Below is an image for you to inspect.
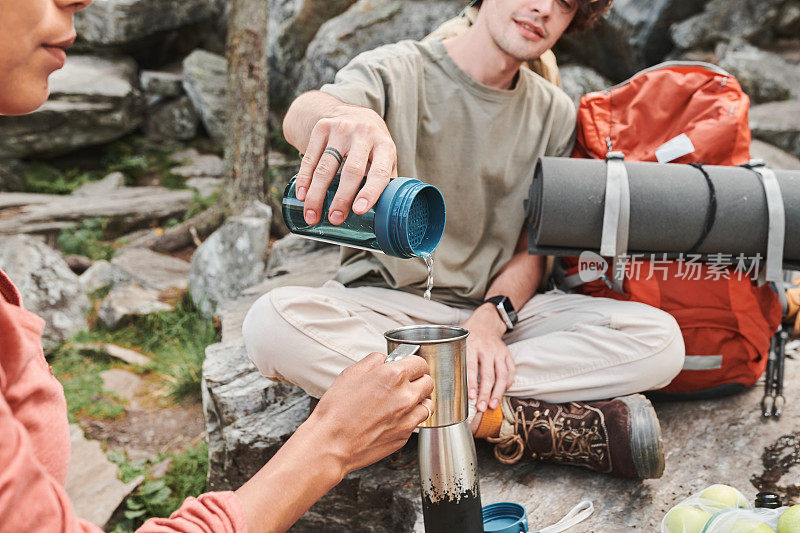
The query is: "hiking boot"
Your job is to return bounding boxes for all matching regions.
[487,393,664,479]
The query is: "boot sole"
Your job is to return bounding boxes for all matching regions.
[620,394,665,479]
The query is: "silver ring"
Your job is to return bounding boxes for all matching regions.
[421,403,432,422]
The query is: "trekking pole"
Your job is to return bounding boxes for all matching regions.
[773,326,788,419]
[762,334,777,419]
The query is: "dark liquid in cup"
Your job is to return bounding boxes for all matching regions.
[421,487,483,533]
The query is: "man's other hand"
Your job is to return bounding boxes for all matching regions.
[296,104,398,227]
[462,305,516,413]
[308,352,434,477]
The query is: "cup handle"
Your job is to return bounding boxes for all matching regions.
[385,343,420,363]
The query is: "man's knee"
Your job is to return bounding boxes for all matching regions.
[635,306,685,389]
[242,286,303,379]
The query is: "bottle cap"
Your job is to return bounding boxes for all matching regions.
[482,502,529,533]
[754,492,781,508]
[374,177,446,258]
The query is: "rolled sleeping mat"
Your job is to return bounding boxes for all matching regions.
[528,156,800,281]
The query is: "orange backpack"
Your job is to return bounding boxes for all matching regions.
[562,62,783,398]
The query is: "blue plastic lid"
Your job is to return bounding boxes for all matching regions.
[483,502,529,533]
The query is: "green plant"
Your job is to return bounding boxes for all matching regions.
[56,217,115,261]
[23,161,96,195]
[49,343,126,422]
[102,135,186,189]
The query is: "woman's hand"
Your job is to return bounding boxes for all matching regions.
[307,352,435,477]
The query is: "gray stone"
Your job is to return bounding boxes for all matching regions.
[718,44,800,103]
[266,233,337,276]
[150,458,172,480]
[79,260,131,294]
[0,235,89,347]
[186,177,223,198]
[111,248,191,292]
[183,50,227,143]
[558,65,611,108]
[64,255,94,275]
[0,56,143,159]
[98,282,173,327]
[73,172,126,197]
[671,0,788,52]
[75,342,152,366]
[778,2,800,37]
[189,206,272,317]
[0,159,26,192]
[268,0,359,106]
[750,100,800,158]
[750,139,800,171]
[145,96,200,142]
[100,368,143,400]
[170,149,226,179]
[296,0,462,95]
[140,70,185,98]
[556,0,705,82]
[65,425,143,528]
[75,0,218,46]
[0,187,195,237]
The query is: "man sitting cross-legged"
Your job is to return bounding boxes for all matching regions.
[244,0,685,479]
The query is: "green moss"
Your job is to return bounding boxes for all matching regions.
[56,217,116,261]
[23,161,97,195]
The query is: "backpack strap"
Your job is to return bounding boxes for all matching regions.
[600,151,630,292]
[744,159,785,282]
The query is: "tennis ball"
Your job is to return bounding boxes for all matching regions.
[778,505,800,533]
[663,505,712,533]
[700,484,749,509]
[729,518,775,533]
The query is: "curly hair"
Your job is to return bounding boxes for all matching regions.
[469,0,614,34]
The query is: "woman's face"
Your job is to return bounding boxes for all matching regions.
[0,0,92,115]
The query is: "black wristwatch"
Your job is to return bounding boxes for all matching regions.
[484,295,518,332]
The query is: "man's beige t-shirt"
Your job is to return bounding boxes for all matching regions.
[320,38,576,308]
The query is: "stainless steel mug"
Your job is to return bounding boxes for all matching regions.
[384,325,469,428]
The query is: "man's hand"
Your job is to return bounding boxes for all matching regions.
[462,305,516,413]
[308,352,434,477]
[295,103,398,227]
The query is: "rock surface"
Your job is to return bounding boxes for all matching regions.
[100,368,144,400]
[0,56,143,159]
[750,139,800,171]
[0,159,27,192]
[750,100,800,158]
[140,70,185,98]
[558,65,611,107]
[189,204,272,317]
[266,233,337,276]
[0,235,89,347]
[145,96,200,142]
[0,187,194,237]
[73,172,126,197]
[296,0,462,95]
[268,0,359,105]
[170,149,226,179]
[670,0,789,52]
[111,248,191,292]
[718,44,800,103]
[557,0,705,81]
[182,50,227,143]
[65,424,144,527]
[79,260,131,294]
[75,0,218,46]
[98,283,172,327]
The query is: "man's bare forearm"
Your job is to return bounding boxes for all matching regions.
[481,231,543,324]
[283,90,351,153]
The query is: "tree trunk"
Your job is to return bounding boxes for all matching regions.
[220,0,270,211]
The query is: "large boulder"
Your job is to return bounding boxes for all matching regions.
[0,56,144,159]
[718,43,800,103]
[296,0,462,95]
[145,96,200,142]
[0,159,27,192]
[189,203,272,317]
[670,0,790,52]
[74,0,218,46]
[0,235,89,347]
[750,139,800,171]
[268,0,359,106]
[555,0,706,82]
[750,100,800,159]
[182,50,227,144]
[558,65,611,108]
[111,248,191,293]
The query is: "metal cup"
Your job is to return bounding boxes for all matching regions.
[384,325,469,428]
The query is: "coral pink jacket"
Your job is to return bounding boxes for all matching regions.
[0,268,246,532]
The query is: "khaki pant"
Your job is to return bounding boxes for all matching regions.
[242,281,685,404]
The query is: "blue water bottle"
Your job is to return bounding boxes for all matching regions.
[282,175,446,258]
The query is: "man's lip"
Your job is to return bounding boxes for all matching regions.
[513,18,546,39]
[44,34,77,50]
